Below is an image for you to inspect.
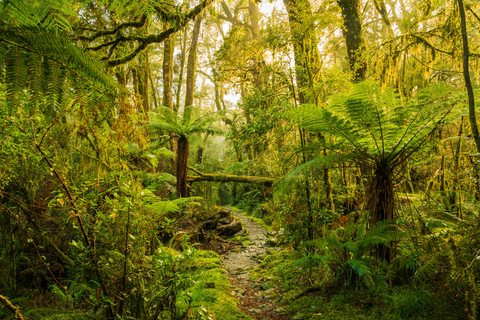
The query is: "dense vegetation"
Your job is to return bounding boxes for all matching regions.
[1,0,480,319]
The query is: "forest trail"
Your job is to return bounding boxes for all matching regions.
[221,207,290,320]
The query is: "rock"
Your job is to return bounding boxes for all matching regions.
[262,288,277,296]
[234,287,246,295]
[247,308,262,315]
[265,237,277,247]
[204,282,215,288]
[233,229,246,237]
[274,307,289,315]
[292,313,308,319]
[259,304,273,311]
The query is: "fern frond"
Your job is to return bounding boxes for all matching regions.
[0,26,116,96]
[148,201,180,215]
[282,153,356,182]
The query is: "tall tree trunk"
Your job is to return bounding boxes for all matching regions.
[139,54,150,112]
[284,0,334,214]
[337,0,367,82]
[163,34,175,110]
[149,72,159,109]
[458,0,480,154]
[163,34,176,174]
[175,29,188,113]
[283,0,322,105]
[185,16,203,109]
[248,0,264,90]
[176,135,190,197]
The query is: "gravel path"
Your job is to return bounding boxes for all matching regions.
[221,207,290,320]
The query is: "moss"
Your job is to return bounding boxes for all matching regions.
[177,251,253,319]
[230,207,274,231]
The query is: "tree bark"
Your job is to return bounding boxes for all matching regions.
[175,29,188,113]
[185,16,203,109]
[176,135,190,197]
[337,0,367,82]
[163,34,175,110]
[458,0,480,154]
[284,0,334,214]
[149,71,159,109]
[248,0,264,90]
[283,0,322,105]
[139,54,150,112]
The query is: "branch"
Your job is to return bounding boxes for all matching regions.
[0,295,25,320]
[78,15,148,41]
[107,0,214,67]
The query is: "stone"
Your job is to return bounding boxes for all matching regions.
[233,229,247,237]
[247,308,262,315]
[274,307,289,315]
[292,313,308,320]
[265,237,277,247]
[259,304,273,311]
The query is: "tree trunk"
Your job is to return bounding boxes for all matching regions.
[149,72,159,109]
[185,16,203,109]
[458,0,480,154]
[284,0,334,214]
[283,0,322,105]
[175,29,188,113]
[337,0,367,82]
[367,162,394,261]
[187,171,275,187]
[248,0,264,90]
[176,135,190,197]
[163,34,175,110]
[367,162,395,225]
[139,54,150,112]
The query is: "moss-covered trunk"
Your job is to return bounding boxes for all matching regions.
[337,0,367,82]
[176,135,190,197]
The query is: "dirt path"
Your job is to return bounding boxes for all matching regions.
[221,207,290,320]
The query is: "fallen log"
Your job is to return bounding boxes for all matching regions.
[187,167,275,187]
[216,220,242,237]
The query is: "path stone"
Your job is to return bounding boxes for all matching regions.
[221,207,289,320]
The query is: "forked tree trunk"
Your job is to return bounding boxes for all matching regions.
[176,135,190,197]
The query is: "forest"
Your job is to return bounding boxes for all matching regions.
[1,0,480,319]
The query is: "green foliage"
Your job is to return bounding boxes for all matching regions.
[1,0,76,32]
[148,106,224,146]
[388,289,434,318]
[289,81,457,166]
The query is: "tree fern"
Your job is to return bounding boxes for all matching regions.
[289,81,459,231]
[148,107,224,197]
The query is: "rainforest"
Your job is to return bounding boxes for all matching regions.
[1,0,479,319]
